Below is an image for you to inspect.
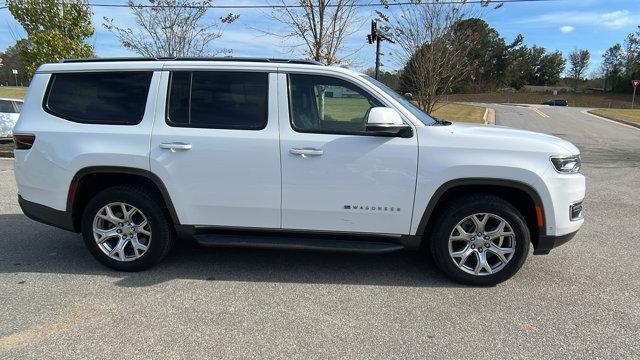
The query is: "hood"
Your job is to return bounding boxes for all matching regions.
[429,122,580,155]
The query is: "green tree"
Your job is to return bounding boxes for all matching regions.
[449,18,523,91]
[622,28,640,92]
[504,45,565,88]
[535,50,565,85]
[7,0,94,78]
[503,45,531,90]
[602,43,625,92]
[624,29,639,77]
[0,42,29,86]
[568,48,590,90]
[364,68,401,90]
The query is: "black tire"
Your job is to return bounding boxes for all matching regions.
[81,185,175,271]
[429,194,530,286]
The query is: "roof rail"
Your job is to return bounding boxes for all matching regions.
[59,57,323,65]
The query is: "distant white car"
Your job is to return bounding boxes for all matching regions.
[0,97,23,138]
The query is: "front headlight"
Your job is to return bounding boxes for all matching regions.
[551,155,581,173]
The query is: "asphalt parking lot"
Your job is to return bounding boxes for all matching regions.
[1,105,639,359]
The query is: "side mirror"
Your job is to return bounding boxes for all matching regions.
[365,107,412,138]
[404,92,413,100]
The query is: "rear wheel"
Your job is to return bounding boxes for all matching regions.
[81,185,175,271]
[429,195,530,286]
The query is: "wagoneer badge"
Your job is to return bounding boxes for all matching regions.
[344,205,401,212]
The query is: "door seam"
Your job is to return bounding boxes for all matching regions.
[276,69,284,229]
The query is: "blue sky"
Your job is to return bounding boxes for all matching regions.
[0,0,638,75]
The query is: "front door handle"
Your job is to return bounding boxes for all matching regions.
[160,142,192,151]
[290,148,323,157]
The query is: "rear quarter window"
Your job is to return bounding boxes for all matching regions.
[44,71,153,125]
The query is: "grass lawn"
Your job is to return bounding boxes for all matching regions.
[589,109,640,125]
[0,86,28,100]
[323,97,487,124]
[323,97,371,121]
[430,103,486,123]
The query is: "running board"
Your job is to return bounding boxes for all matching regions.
[193,233,405,253]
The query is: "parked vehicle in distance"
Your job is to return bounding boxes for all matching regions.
[0,98,23,138]
[12,58,585,285]
[542,99,568,106]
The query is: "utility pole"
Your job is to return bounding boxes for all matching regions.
[375,35,381,80]
[367,20,394,80]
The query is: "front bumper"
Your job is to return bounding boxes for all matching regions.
[534,170,584,254]
[543,173,585,236]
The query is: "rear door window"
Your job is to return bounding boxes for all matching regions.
[45,71,153,125]
[166,71,269,130]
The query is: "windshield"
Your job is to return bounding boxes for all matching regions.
[361,75,437,126]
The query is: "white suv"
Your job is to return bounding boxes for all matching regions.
[13,58,585,285]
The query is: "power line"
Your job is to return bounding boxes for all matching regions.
[0,0,558,11]
[88,0,555,8]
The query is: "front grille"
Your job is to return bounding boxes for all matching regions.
[570,201,583,221]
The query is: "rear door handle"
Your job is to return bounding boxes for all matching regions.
[290,148,323,157]
[160,142,192,151]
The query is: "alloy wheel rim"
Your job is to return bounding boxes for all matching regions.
[92,202,152,262]
[448,213,516,276]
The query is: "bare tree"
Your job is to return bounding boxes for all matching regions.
[103,0,239,57]
[264,0,360,65]
[568,48,590,90]
[382,1,486,113]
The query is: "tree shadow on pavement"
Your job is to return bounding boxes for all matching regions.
[0,213,462,288]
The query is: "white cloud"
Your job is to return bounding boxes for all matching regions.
[560,26,575,33]
[601,10,635,29]
[530,9,640,30]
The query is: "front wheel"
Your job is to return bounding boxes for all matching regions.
[81,185,175,271]
[429,195,530,286]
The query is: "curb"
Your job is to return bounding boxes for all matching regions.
[483,107,496,125]
[586,110,640,130]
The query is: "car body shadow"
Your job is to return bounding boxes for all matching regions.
[0,213,463,288]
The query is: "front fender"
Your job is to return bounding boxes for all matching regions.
[411,167,555,237]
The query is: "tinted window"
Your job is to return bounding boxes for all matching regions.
[288,74,382,134]
[13,101,23,112]
[0,100,16,113]
[167,71,268,130]
[45,72,153,124]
